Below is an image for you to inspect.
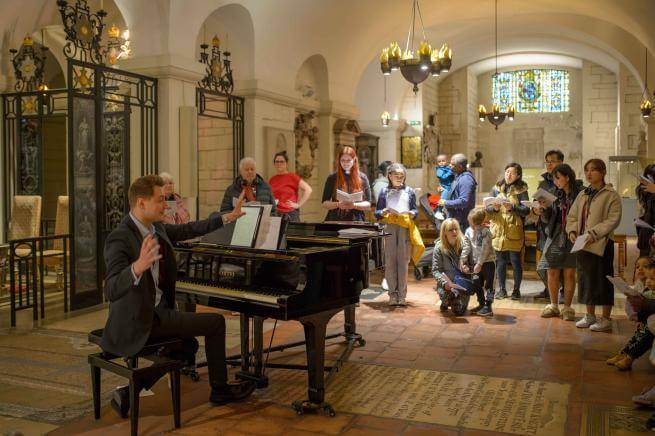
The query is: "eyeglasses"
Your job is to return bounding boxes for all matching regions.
[545,160,561,165]
[274,160,286,164]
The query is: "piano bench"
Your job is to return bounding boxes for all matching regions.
[87,329,187,436]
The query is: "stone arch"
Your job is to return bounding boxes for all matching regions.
[294,54,330,106]
[195,3,255,83]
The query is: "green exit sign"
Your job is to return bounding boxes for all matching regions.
[408,120,422,126]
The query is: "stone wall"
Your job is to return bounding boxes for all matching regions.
[619,64,646,156]
[437,69,468,156]
[582,61,618,186]
[197,116,234,219]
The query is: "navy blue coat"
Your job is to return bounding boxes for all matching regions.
[443,170,477,228]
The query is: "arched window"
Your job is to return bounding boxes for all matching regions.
[492,69,570,112]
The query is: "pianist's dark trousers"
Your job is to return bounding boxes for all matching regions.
[146,306,228,388]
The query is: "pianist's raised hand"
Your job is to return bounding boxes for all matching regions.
[132,233,162,278]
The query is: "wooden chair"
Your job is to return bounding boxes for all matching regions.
[3,196,42,285]
[87,329,185,436]
[9,195,42,245]
[42,196,69,289]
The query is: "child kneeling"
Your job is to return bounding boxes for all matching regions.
[460,208,496,317]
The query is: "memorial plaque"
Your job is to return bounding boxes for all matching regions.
[257,362,569,435]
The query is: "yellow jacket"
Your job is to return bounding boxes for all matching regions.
[486,181,531,252]
[381,213,425,265]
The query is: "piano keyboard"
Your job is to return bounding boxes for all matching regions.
[176,278,288,305]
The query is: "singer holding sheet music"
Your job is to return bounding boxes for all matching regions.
[566,158,622,332]
[321,146,371,222]
[533,164,582,321]
[375,163,421,306]
[485,163,530,301]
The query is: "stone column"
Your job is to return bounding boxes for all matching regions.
[118,55,204,215]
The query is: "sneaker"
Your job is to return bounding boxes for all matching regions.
[495,289,508,300]
[541,304,560,318]
[439,302,448,312]
[606,352,627,366]
[576,314,597,328]
[210,380,256,406]
[388,297,398,306]
[560,306,576,321]
[397,298,407,306]
[477,305,493,317]
[511,289,521,301]
[589,317,612,332]
[470,304,484,313]
[614,355,633,371]
[633,385,655,407]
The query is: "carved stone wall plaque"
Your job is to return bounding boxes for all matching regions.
[294,112,319,179]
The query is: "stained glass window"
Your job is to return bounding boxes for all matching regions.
[492,69,569,112]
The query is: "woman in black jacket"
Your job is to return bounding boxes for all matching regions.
[636,164,655,256]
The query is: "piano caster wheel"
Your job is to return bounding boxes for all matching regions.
[292,400,304,415]
[181,368,200,382]
[291,400,336,417]
[324,405,336,417]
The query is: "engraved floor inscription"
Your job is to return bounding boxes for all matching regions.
[257,362,570,435]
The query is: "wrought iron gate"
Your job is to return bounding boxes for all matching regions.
[67,58,157,309]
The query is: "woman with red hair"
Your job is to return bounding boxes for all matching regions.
[321,146,371,221]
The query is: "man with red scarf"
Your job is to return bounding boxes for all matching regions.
[220,157,276,213]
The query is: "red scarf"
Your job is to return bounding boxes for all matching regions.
[242,180,257,202]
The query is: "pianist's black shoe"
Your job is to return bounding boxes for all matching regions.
[111,386,130,419]
[210,380,256,406]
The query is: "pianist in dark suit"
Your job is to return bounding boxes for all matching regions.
[101,174,255,417]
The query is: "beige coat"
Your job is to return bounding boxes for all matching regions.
[565,185,622,257]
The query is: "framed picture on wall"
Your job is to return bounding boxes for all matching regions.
[401,136,422,169]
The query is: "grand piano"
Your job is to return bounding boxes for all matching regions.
[175,221,385,415]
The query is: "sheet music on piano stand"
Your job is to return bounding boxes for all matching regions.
[201,205,286,250]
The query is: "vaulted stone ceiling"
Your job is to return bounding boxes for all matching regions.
[1,0,653,107]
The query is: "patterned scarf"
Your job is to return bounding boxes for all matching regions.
[242,179,257,202]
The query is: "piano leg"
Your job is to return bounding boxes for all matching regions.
[236,314,269,388]
[239,313,250,374]
[343,304,366,346]
[292,309,340,417]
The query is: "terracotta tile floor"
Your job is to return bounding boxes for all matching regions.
[46,272,655,436]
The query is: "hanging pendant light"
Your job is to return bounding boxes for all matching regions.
[379,0,452,94]
[641,48,653,119]
[478,0,514,129]
[381,75,391,127]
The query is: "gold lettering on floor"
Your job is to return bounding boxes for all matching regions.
[258,362,569,435]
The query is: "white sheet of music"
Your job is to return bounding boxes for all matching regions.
[386,189,410,215]
[255,216,282,250]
